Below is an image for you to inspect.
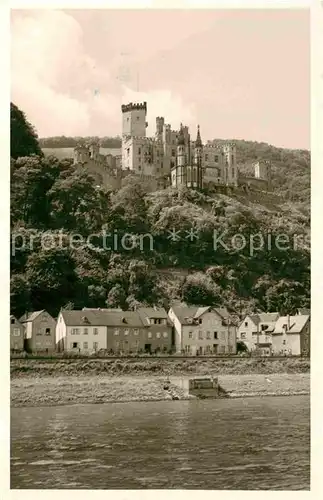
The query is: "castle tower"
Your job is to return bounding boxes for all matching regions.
[223,143,238,186]
[89,141,100,161]
[171,123,186,187]
[194,124,203,189]
[254,160,272,190]
[155,116,165,141]
[121,102,147,137]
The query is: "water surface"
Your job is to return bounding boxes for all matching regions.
[11,395,310,490]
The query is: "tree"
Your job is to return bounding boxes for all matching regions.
[10,103,43,159]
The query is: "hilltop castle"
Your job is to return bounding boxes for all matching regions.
[73,101,271,192]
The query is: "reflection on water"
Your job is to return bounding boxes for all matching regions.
[11,396,310,490]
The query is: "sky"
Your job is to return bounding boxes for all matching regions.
[11,8,310,149]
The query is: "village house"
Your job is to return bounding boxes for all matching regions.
[10,315,24,352]
[137,307,173,353]
[56,309,109,353]
[237,312,279,355]
[19,310,56,353]
[168,306,236,355]
[271,314,310,356]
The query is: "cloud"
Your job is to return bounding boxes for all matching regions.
[11,9,110,137]
[11,9,197,138]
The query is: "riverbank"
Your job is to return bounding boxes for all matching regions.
[10,373,310,408]
[10,356,310,377]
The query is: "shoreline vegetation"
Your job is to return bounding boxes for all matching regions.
[11,358,310,408]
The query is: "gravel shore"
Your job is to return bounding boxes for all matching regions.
[10,373,310,408]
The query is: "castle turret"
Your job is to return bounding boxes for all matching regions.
[177,123,185,165]
[223,143,238,187]
[121,101,147,137]
[194,125,203,189]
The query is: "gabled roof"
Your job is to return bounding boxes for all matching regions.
[19,310,45,323]
[170,306,231,325]
[273,315,309,335]
[137,307,171,326]
[240,312,279,328]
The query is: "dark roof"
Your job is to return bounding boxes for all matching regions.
[137,307,172,326]
[60,309,144,327]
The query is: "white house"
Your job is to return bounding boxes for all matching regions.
[271,314,310,356]
[168,306,236,355]
[237,312,279,355]
[56,309,109,353]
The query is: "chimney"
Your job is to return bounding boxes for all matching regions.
[287,315,290,331]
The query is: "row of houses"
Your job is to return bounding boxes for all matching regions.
[10,306,310,356]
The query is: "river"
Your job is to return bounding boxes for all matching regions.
[11,395,310,490]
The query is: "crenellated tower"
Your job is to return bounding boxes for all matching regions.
[121,101,147,138]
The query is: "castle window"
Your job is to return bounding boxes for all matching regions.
[214,155,219,162]
[171,149,176,156]
[232,167,235,177]
[127,117,129,122]
[127,148,130,157]
[231,155,234,163]
[138,147,141,155]
[205,154,208,161]
[161,161,163,168]
[137,116,140,121]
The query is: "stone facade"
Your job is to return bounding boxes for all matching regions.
[73,100,271,193]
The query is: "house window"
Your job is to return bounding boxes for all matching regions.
[45,328,51,336]
[214,332,218,339]
[172,149,176,156]
[133,340,139,350]
[119,341,124,351]
[199,319,202,324]
[219,345,225,353]
[134,329,139,336]
[206,331,211,339]
[72,342,78,349]
[205,154,208,161]
[124,329,129,336]
[261,325,267,331]
[198,331,203,340]
[127,148,130,157]
[163,332,168,338]
[185,345,191,354]
[188,331,193,339]
[156,332,161,338]
[83,328,88,335]
[36,329,42,336]
[93,342,99,350]
[83,342,88,349]
[71,328,79,335]
[114,329,119,336]
[228,345,233,353]
[94,328,98,335]
[115,340,120,350]
[138,147,141,154]
[214,155,219,162]
[13,328,20,336]
[283,340,286,345]
[241,332,246,339]
[11,318,15,324]
[148,332,152,339]
[205,345,211,354]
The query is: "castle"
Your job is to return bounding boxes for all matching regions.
[73,101,271,192]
